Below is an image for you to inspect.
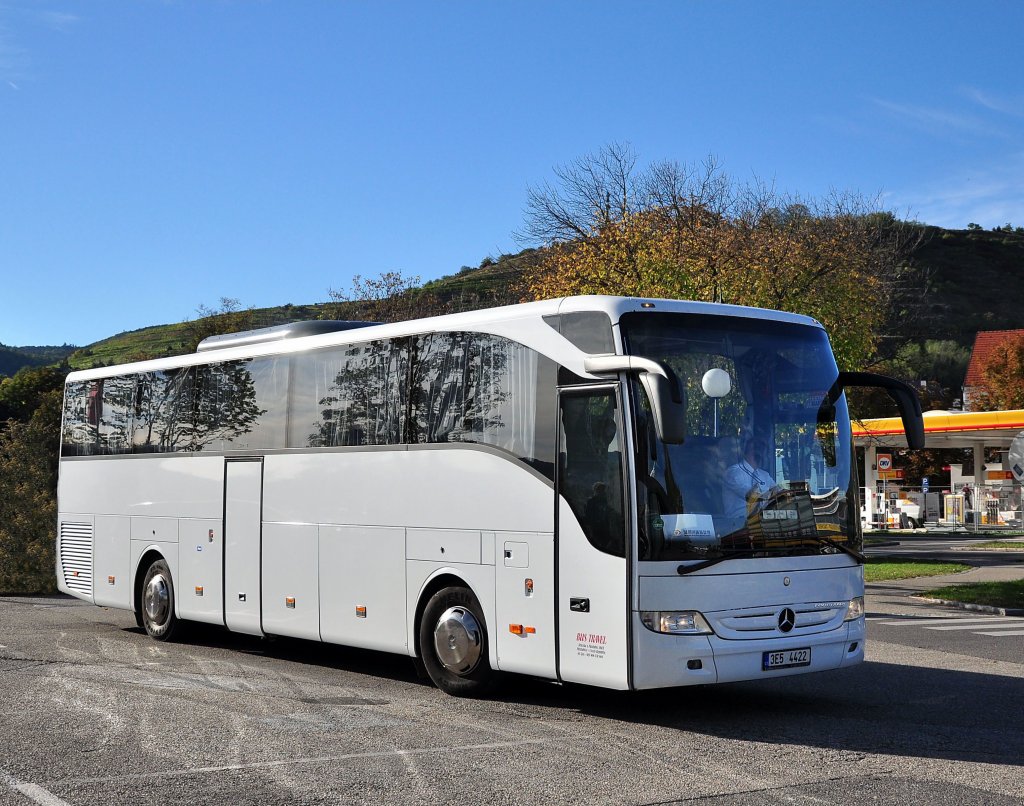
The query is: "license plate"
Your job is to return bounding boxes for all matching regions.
[762,647,811,670]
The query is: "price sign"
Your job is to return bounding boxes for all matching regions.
[877,454,892,472]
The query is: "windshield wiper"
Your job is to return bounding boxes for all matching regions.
[809,535,865,563]
[675,535,864,575]
[676,551,755,575]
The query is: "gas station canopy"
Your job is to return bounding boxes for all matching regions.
[853,409,1024,528]
[852,409,1024,450]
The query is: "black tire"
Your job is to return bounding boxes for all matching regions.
[419,586,493,697]
[140,559,180,641]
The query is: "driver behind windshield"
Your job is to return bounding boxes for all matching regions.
[723,438,781,530]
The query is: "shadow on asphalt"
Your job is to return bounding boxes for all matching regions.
[123,621,430,688]
[129,619,1024,769]
[502,663,1024,768]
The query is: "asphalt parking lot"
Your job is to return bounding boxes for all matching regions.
[1,588,1022,806]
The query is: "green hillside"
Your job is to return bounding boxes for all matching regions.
[8,228,1024,374]
[0,344,76,376]
[911,226,1024,343]
[61,249,543,370]
[65,304,329,370]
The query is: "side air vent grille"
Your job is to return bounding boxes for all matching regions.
[59,521,93,596]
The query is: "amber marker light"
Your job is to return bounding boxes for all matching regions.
[509,624,524,635]
[285,597,296,609]
[355,606,367,618]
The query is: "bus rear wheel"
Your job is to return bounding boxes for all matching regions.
[141,559,180,641]
[419,586,493,697]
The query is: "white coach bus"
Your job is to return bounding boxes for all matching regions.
[56,296,923,695]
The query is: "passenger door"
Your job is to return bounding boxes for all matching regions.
[556,387,630,689]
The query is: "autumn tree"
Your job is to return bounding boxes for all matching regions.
[520,145,924,370]
[181,297,257,353]
[325,270,451,323]
[975,333,1024,410]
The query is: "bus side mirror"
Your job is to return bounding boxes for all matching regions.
[830,371,925,450]
[583,354,686,444]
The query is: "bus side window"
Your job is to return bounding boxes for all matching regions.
[558,391,625,558]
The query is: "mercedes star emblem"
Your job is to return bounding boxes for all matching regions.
[778,608,796,633]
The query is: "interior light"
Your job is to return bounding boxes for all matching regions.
[701,368,731,399]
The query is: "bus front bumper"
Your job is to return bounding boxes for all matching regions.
[631,613,865,689]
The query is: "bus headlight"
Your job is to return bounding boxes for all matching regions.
[843,596,865,621]
[640,611,713,635]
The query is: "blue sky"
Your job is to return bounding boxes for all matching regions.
[2,1,1022,347]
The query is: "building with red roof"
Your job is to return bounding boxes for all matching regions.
[963,329,1024,411]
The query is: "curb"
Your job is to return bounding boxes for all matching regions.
[909,595,1024,617]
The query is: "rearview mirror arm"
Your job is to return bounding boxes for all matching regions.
[830,371,925,450]
[583,354,686,444]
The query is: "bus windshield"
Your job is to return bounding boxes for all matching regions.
[621,312,859,563]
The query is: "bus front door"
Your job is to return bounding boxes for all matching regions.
[223,458,264,636]
[556,387,630,689]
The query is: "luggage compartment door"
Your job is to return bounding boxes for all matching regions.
[224,458,264,636]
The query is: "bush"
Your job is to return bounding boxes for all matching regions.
[0,389,61,593]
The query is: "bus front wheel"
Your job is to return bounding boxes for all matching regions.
[419,586,493,697]
[140,559,180,641]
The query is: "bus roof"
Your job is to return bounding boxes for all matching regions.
[65,295,823,383]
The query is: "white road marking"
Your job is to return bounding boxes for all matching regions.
[1,770,75,806]
[926,621,1024,631]
[873,615,1024,637]
[58,737,559,785]
[877,617,1023,626]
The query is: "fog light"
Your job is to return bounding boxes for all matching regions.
[640,611,713,635]
[843,596,865,622]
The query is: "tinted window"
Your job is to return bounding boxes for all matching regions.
[61,331,557,477]
[558,391,626,557]
[192,358,282,451]
[291,339,408,447]
[130,368,195,453]
[410,332,555,477]
[62,381,98,456]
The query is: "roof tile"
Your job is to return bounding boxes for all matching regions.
[964,329,1024,386]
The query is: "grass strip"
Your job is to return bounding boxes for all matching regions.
[967,541,1024,550]
[864,557,970,583]
[918,580,1024,610]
